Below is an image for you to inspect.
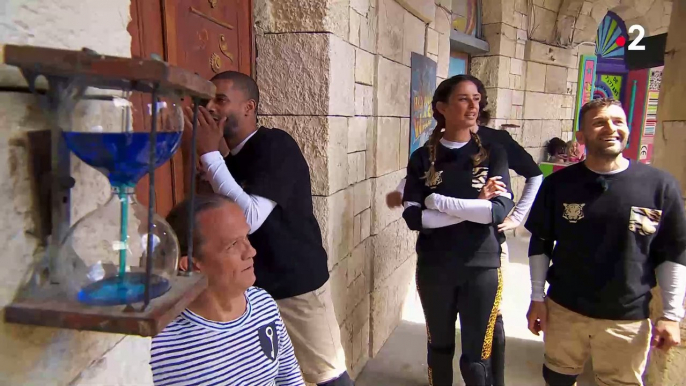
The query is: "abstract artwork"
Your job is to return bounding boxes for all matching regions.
[452,0,479,36]
[409,53,438,158]
[595,11,628,59]
[573,55,597,132]
[594,74,623,100]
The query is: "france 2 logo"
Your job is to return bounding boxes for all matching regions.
[627,25,646,51]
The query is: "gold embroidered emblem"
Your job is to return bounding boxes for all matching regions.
[421,170,443,189]
[563,203,585,223]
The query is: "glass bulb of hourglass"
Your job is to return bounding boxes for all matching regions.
[56,88,183,306]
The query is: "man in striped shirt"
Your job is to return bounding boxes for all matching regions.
[151,195,304,386]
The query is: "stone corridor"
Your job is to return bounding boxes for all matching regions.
[356,235,598,386]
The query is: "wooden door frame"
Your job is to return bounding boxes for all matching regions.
[128,0,174,215]
[128,0,256,211]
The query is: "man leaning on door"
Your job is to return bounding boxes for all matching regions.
[186,70,354,386]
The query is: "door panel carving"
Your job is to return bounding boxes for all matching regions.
[164,0,251,80]
[162,0,253,198]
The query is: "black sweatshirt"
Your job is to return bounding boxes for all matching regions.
[525,161,686,320]
[476,126,542,179]
[225,127,329,300]
[402,140,515,270]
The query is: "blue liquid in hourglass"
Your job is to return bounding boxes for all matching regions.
[62,131,182,187]
[77,272,171,306]
[63,132,181,306]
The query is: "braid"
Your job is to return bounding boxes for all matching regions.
[425,112,446,186]
[470,130,489,166]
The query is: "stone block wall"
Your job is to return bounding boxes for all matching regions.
[471,0,577,204]
[255,0,450,377]
[647,1,686,383]
[522,0,672,48]
[256,1,362,376]
[0,1,155,385]
[472,0,672,207]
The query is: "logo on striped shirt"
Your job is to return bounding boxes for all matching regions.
[258,322,279,361]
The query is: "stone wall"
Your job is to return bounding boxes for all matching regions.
[255,0,453,378]
[523,0,673,48]
[647,0,686,383]
[0,1,154,385]
[470,0,575,212]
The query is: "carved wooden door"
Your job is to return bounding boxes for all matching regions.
[163,0,254,198]
[164,0,253,79]
[128,0,254,215]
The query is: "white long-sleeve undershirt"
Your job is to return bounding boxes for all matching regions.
[529,254,686,321]
[404,201,467,229]
[509,175,543,223]
[422,209,465,228]
[397,177,522,223]
[425,194,494,224]
[656,262,686,321]
[200,150,276,235]
[529,254,550,302]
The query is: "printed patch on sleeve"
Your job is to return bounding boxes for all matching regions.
[472,166,489,190]
[628,206,662,236]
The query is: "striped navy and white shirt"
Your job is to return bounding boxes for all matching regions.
[150,287,304,386]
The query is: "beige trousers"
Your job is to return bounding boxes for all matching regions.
[544,298,652,386]
[275,281,347,384]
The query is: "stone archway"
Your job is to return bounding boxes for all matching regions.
[566,0,672,45]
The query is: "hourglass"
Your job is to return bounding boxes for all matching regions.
[3,44,214,336]
[56,90,183,306]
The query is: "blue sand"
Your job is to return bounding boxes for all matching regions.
[63,132,182,187]
[77,272,171,306]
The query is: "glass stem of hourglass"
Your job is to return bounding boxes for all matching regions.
[118,188,129,278]
[118,91,133,279]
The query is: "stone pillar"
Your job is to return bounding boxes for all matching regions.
[472,0,582,235]
[367,0,444,359]
[254,0,364,377]
[256,0,438,373]
[646,0,686,383]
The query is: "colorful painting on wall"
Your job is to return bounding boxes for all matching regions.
[573,55,597,132]
[595,12,628,59]
[643,68,662,137]
[639,67,662,164]
[593,11,629,106]
[539,162,569,177]
[409,53,438,158]
[451,0,478,36]
[594,74,623,100]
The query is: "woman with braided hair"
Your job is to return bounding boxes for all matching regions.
[402,75,515,386]
[390,76,543,386]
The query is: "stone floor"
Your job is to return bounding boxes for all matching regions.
[356,234,597,386]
